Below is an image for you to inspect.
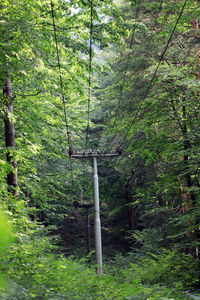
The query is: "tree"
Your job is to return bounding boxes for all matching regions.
[95,0,200,254]
[3,77,18,196]
[0,0,125,250]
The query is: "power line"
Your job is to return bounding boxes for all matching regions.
[40,6,60,17]
[50,0,74,184]
[85,2,93,151]
[119,0,188,148]
[106,1,141,150]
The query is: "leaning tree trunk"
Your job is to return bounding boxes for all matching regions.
[177,16,200,257]
[125,180,137,231]
[3,76,18,196]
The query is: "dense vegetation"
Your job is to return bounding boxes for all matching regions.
[0,0,200,299]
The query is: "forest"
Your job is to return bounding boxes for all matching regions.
[0,0,200,299]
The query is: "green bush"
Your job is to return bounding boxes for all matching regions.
[122,249,199,290]
[0,199,192,299]
[0,207,12,291]
[0,234,188,299]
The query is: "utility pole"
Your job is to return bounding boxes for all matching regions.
[71,152,120,275]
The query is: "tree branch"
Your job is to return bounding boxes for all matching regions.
[14,91,41,97]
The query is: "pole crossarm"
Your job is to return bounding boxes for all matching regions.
[71,152,120,159]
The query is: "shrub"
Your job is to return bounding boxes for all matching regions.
[124,249,199,290]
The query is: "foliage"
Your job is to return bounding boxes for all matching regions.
[0,0,200,298]
[0,228,189,299]
[96,0,200,258]
[0,207,12,291]
[128,250,199,290]
[0,196,189,299]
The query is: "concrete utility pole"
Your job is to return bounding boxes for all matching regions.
[71,152,120,275]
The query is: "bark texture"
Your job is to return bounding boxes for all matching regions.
[3,77,18,196]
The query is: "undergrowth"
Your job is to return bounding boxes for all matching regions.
[0,198,199,299]
[0,235,197,299]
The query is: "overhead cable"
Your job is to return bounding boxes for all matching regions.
[106,0,141,149]
[120,0,188,148]
[50,0,74,184]
[85,2,93,151]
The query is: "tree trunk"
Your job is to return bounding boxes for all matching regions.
[179,17,200,258]
[181,102,198,257]
[182,104,196,205]
[125,181,137,231]
[191,18,200,81]
[3,77,18,196]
